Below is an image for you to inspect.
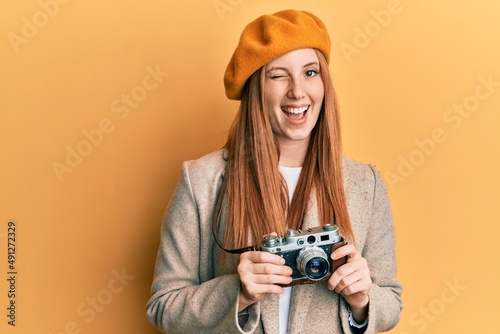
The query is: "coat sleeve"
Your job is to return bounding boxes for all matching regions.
[340,164,403,333]
[146,161,261,334]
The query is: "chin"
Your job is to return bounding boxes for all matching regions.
[283,133,312,142]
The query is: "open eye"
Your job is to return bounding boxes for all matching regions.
[305,69,319,77]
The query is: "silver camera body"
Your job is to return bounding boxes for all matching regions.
[260,224,346,286]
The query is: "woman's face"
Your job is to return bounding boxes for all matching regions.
[263,48,324,148]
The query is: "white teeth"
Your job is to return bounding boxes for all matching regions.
[282,106,308,114]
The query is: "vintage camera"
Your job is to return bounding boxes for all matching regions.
[260,224,347,287]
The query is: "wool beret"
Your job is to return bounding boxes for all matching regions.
[223,9,331,100]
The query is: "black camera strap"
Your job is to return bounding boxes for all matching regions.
[212,170,258,254]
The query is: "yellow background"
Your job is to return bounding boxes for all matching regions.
[1,0,499,333]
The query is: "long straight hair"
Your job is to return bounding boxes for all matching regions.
[223,49,355,252]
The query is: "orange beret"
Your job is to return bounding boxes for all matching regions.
[224,9,331,100]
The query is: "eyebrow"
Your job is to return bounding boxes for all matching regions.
[266,61,320,72]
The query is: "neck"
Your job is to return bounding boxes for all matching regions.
[278,138,310,167]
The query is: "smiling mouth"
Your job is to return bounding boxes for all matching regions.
[281,105,309,120]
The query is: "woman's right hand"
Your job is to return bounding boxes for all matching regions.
[237,251,293,312]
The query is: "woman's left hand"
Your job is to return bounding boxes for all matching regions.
[328,244,371,322]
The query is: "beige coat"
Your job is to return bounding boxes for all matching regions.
[146,149,402,333]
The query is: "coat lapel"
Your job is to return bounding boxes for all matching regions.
[260,293,280,334]
[286,284,316,334]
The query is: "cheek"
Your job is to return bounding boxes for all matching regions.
[313,83,325,103]
[263,97,279,132]
[264,90,283,117]
[264,84,283,104]
[267,108,281,133]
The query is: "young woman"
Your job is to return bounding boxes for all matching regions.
[147,9,402,334]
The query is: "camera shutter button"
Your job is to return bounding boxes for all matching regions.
[263,234,277,247]
[323,224,337,231]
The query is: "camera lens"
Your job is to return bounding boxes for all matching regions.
[296,247,330,280]
[306,259,329,279]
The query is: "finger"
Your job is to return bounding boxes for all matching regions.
[239,269,292,296]
[240,259,291,277]
[327,258,369,290]
[238,262,292,286]
[328,263,355,290]
[251,262,293,277]
[333,269,363,293]
[242,251,287,266]
[333,268,370,294]
[242,281,286,298]
[331,244,358,262]
[248,272,293,286]
[337,277,371,297]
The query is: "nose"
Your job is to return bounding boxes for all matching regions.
[287,78,306,99]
